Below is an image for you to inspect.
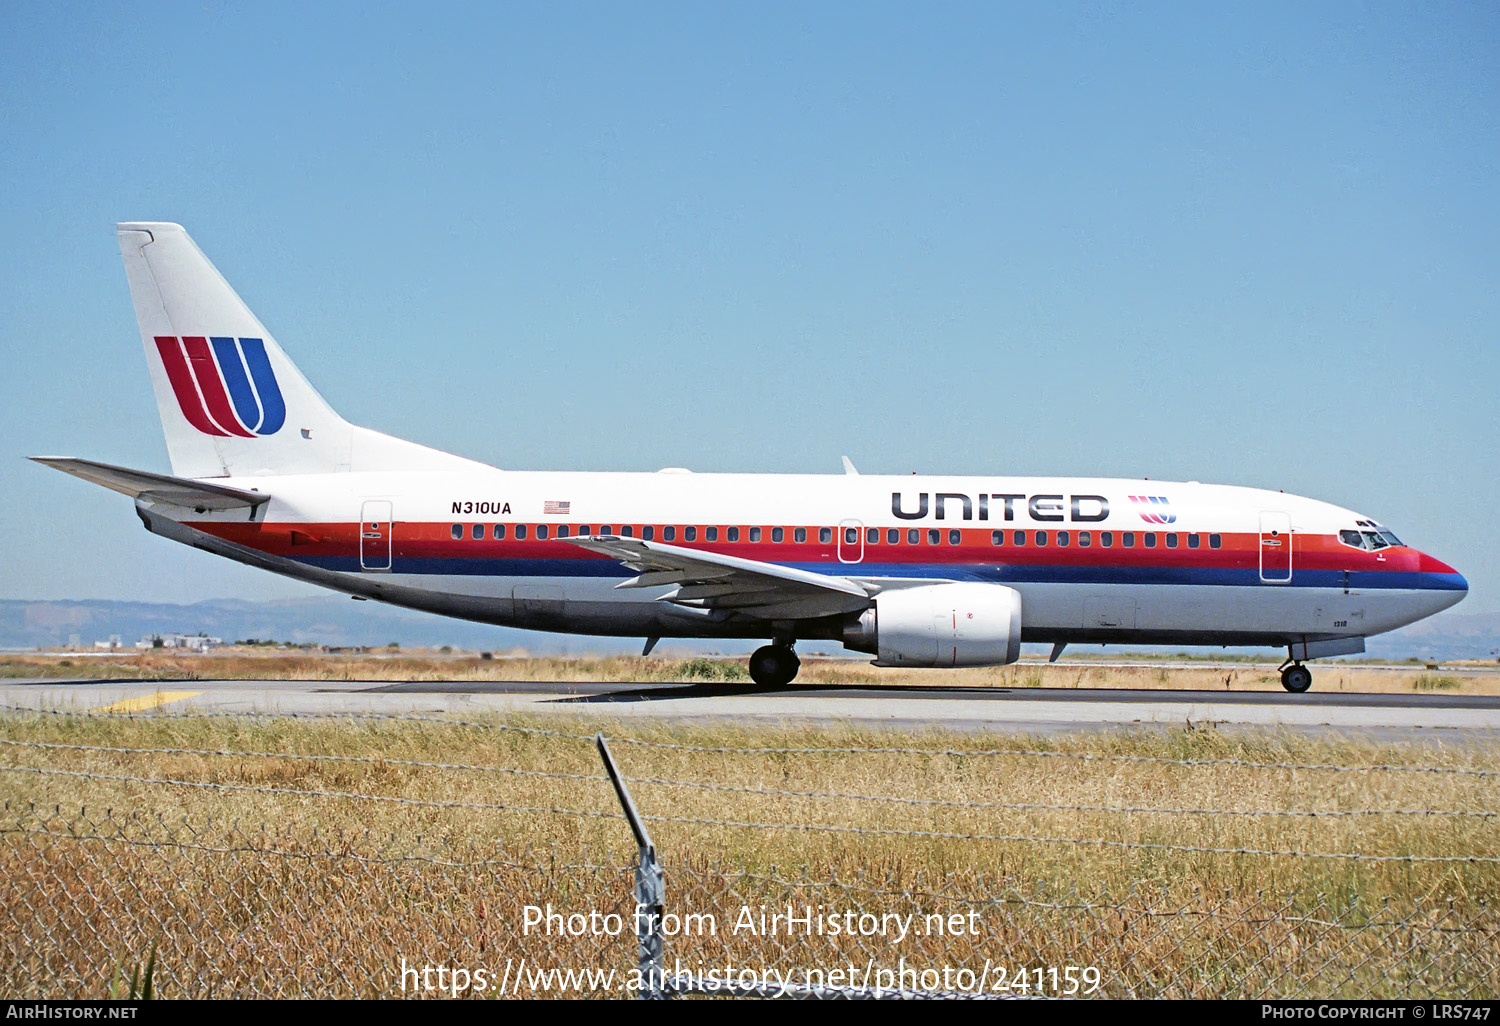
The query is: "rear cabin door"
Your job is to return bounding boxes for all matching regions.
[1259,511,1292,583]
[360,500,393,571]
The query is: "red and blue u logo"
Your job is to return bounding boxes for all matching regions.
[1130,495,1176,525]
[155,336,285,437]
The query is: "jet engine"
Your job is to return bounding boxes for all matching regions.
[841,583,1023,667]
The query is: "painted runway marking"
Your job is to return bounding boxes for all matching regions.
[93,691,202,714]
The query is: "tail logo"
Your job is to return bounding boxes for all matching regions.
[1130,495,1176,525]
[154,336,286,437]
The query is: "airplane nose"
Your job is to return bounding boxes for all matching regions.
[1418,550,1466,583]
[1416,550,1467,610]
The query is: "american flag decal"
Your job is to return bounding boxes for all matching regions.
[543,500,571,516]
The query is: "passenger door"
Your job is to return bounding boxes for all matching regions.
[1259,511,1292,583]
[359,500,392,571]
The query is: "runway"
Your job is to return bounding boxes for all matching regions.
[3,676,1499,740]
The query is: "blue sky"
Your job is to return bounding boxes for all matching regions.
[1,2,1496,612]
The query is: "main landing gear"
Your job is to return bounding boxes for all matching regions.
[1279,662,1313,693]
[748,644,801,687]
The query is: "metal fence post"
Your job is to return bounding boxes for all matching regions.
[596,733,668,1000]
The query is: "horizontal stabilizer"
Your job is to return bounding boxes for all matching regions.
[31,457,270,511]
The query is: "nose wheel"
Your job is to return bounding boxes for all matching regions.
[749,644,801,687]
[1280,663,1313,693]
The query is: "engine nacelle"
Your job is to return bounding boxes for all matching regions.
[842,583,1023,667]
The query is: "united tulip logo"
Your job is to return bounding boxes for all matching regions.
[1130,495,1176,525]
[155,336,285,437]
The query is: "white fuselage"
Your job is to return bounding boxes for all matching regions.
[140,468,1468,651]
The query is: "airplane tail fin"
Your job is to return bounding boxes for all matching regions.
[117,222,477,479]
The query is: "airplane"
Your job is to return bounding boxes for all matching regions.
[33,222,1468,692]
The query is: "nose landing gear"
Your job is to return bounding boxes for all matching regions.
[748,644,801,687]
[1279,661,1313,693]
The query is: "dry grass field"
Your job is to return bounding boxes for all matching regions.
[4,649,1499,695]
[1,703,1496,998]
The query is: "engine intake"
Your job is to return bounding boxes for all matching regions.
[842,583,1023,667]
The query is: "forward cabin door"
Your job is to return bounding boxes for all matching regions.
[360,500,393,571]
[1259,511,1292,583]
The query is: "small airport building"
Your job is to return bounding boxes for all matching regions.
[132,633,223,652]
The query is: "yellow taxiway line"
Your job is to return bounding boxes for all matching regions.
[93,690,202,714]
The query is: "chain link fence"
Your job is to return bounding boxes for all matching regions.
[1,705,1496,998]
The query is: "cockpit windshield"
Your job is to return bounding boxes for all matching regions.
[1339,520,1404,551]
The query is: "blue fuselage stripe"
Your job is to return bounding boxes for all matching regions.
[287,555,1466,591]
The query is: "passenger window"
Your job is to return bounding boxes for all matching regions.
[1079,531,1091,547]
[1013,531,1025,546]
[992,530,1004,546]
[578,525,590,535]
[621,525,634,538]
[684,526,696,542]
[772,527,784,543]
[642,526,655,541]
[536,525,549,540]
[1144,534,1156,548]
[927,529,940,545]
[471,524,484,540]
[493,524,505,540]
[516,524,527,540]
[1101,532,1112,547]
[948,529,960,545]
[908,529,920,545]
[867,528,879,544]
[728,527,740,542]
[1036,532,1048,546]
[819,527,832,544]
[887,529,899,544]
[1209,534,1221,548]
[1187,533,1199,548]
[749,527,761,542]
[662,526,674,542]
[1123,532,1135,548]
[1166,534,1177,548]
[599,525,612,536]
[705,527,718,541]
[451,524,462,540]
[557,526,569,538]
[1057,531,1069,547]
[848,528,861,544]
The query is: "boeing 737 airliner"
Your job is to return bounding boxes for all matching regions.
[35,223,1468,691]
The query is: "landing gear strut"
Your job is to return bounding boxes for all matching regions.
[1280,662,1313,693]
[749,644,800,687]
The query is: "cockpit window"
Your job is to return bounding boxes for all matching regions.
[1342,523,1404,550]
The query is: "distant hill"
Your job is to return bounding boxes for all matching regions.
[1362,611,1500,662]
[0,597,635,654]
[2,598,1494,663]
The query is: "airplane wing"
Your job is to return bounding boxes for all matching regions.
[31,457,270,512]
[563,536,873,620]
